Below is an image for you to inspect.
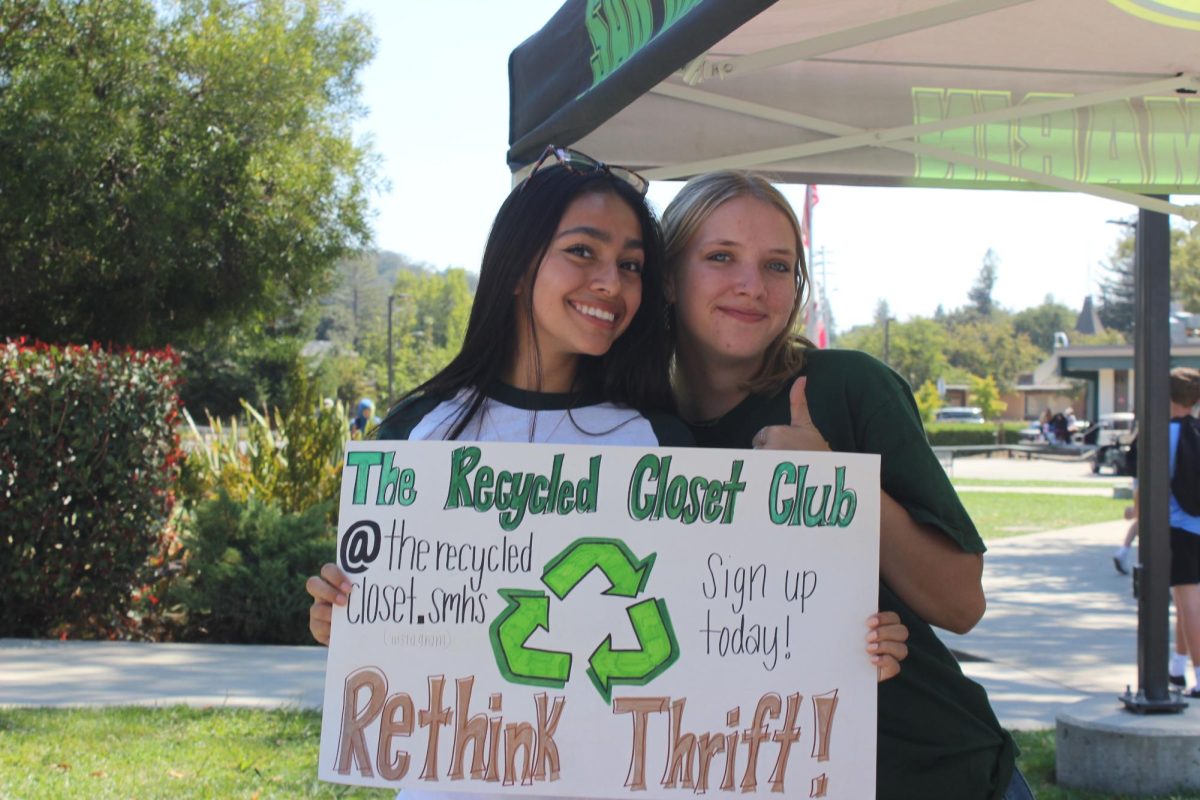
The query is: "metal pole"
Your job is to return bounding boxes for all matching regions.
[882,317,891,367]
[1123,196,1184,713]
[387,294,395,405]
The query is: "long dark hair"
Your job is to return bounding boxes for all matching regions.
[383,164,674,439]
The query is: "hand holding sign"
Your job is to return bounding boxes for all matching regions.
[307,563,352,646]
[752,377,832,453]
[868,611,909,682]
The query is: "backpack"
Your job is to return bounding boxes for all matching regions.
[1172,416,1200,516]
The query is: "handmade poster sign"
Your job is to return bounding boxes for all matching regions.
[319,440,880,798]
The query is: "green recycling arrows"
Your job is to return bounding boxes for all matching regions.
[490,588,572,688]
[489,537,679,702]
[542,537,655,599]
[587,597,679,703]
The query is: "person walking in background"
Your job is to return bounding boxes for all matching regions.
[349,397,378,438]
[1166,367,1200,697]
[1114,436,1138,575]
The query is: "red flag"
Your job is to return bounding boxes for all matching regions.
[801,184,819,250]
[805,284,828,348]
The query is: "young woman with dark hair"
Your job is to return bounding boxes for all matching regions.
[390,150,676,442]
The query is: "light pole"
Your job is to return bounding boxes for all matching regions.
[882,316,896,367]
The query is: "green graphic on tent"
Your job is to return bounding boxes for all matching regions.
[489,537,679,702]
[1108,0,1200,31]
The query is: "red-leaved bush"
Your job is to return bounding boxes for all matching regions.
[0,339,184,638]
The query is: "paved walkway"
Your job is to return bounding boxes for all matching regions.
[0,456,1182,731]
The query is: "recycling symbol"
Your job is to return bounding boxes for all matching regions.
[488,537,679,703]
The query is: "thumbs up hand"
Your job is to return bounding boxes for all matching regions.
[752,377,832,452]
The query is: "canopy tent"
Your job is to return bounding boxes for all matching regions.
[508,0,1200,714]
[508,0,1200,219]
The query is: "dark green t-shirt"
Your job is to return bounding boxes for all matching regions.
[687,349,1015,800]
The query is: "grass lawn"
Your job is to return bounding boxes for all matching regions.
[958,492,1129,540]
[0,706,390,799]
[953,478,1124,489]
[2,708,1194,799]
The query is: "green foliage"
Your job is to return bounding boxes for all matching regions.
[839,317,951,389]
[1171,223,1200,313]
[169,493,332,644]
[942,318,1042,392]
[1098,226,1137,336]
[313,254,475,405]
[969,374,1007,420]
[178,327,311,419]
[967,248,1000,318]
[914,380,942,425]
[0,340,183,638]
[0,0,377,348]
[1012,297,1077,352]
[178,374,347,518]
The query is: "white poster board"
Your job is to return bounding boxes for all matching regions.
[319,441,880,798]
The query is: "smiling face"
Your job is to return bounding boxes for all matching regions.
[509,190,645,391]
[669,194,799,377]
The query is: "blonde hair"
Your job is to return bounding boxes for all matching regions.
[662,171,814,394]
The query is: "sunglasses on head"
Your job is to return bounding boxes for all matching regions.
[523,145,649,196]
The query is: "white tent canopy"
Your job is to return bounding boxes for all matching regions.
[508,0,1200,218]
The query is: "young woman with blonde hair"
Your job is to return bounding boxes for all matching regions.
[662,170,1028,800]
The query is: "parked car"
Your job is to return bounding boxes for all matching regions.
[1090,412,1137,474]
[935,406,985,424]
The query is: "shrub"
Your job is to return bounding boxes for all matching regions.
[926,421,1028,447]
[0,340,183,638]
[169,493,332,644]
[178,372,347,519]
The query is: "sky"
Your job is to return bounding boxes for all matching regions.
[343,0,1143,333]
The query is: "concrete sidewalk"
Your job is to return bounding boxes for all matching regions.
[944,518,1144,730]
[0,520,1152,729]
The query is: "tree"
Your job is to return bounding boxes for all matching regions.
[1171,223,1200,312]
[968,374,1006,420]
[943,317,1042,392]
[0,0,377,347]
[914,380,942,425]
[837,317,949,389]
[967,249,1000,318]
[1097,225,1137,336]
[1012,296,1077,353]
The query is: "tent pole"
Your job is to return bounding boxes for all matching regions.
[1124,196,1185,713]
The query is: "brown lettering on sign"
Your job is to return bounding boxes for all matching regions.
[335,667,388,777]
[377,691,415,780]
[449,677,488,780]
[418,675,452,781]
[613,696,669,789]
